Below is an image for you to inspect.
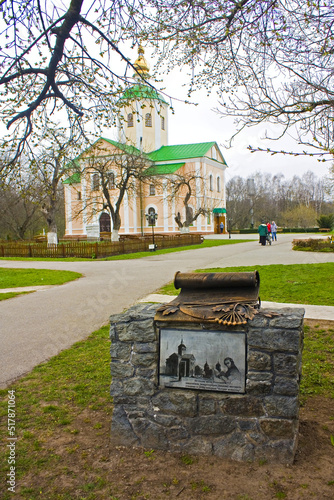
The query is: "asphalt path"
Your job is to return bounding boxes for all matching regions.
[1,233,333,387]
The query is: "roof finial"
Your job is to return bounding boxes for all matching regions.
[133,44,150,79]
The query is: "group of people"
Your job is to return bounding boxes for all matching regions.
[258,220,278,246]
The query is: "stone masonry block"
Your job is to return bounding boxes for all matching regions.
[152,391,197,417]
[110,362,134,378]
[248,328,301,351]
[248,350,272,371]
[118,319,156,342]
[264,396,299,418]
[131,352,156,368]
[274,353,299,376]
[110,343,132,361]
[273,377,299,396]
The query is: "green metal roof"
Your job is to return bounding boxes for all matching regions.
[64,139,227,185]
[120,84,168,105]
[100,138,142,156]
[144,163,185,176]
[63,172,81,184]
[148,142,225,162]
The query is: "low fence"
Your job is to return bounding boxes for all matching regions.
[0,234,203,259]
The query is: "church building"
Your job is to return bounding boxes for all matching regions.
[63,46,227,240]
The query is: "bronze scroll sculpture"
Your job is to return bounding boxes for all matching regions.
[156,271,262,326]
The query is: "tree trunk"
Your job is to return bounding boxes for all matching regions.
[47,231,58,246]
[111,229,119,242]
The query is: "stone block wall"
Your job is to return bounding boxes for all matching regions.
[110,303,304,464]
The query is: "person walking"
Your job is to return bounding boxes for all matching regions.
[220,221,224,234]
[258,221,268,245]
[271,221,278,241]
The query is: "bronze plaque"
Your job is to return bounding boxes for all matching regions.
[159,328,246,393]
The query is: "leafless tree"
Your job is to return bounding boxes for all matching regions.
[0,174,42,240]
[21,126,84,243]
[148,0,334,158]
[0,0,155,163]
[226,171,331,229]
[73,141,153,240]
[168,173,210,231]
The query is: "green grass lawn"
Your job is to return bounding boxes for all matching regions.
[158,263,334,306]
[0,291,32,301]
[0,268,82,288]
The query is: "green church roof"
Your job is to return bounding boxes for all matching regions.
[144,163,185,175]
[63,172,81,184]
[101,138,142,155]
[120,84,168,105]
[148,142,226,163]
[63,139,227,184]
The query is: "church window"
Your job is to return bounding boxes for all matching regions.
[107,171,115,189]
[92,173,99,191]
[127,113,134,127]
[149,184,156,196]
[145,113,152,127]
[77,191,81,200]
[161,116,165,130]
[209,174,213,191]
[217,176,221,192]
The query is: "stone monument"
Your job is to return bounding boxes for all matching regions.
[110,272,304,463]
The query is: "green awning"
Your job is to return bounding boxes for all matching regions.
[213,208,226,214]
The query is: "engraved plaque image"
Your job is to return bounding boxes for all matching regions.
[159,329,246,393]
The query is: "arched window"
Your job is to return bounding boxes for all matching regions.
[99,212,111,233]
[92,173,99,191]
[127,113,134,127]
[161,116,165,130]
[217,176,221,193]
[209,174,213,191]
[108,172,115,189]
[149,184,156,196]
[145,113,152,127]
[147,206,157,226]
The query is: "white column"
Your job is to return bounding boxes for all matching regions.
[172,194,176,232]
[124,190,129,232]
[203,163,208,232]
[163,179,168,231]
[65,185,72,234]
[136,101,143,150]
[195,161,202,231]
[132,187,137,233]
[81,175,87,234]
[155,107,161,150]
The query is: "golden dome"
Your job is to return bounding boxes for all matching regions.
[133,45,150,78]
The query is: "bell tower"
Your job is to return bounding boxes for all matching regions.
[118,45,169,152]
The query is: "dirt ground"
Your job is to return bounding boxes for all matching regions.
[17,321,334,500]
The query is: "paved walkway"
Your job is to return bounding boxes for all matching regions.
[0,233,333,387]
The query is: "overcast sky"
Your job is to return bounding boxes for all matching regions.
[107,46,331,183]
[160,75,330,182]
